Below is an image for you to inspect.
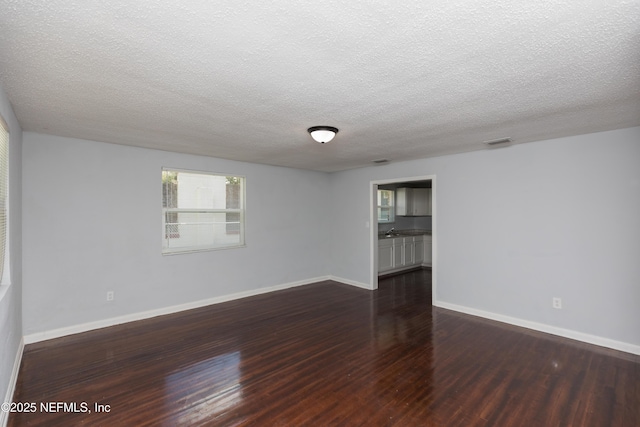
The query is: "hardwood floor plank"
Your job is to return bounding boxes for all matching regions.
[8,271,640,426]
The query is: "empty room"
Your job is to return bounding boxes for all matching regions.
[1,1,639,426]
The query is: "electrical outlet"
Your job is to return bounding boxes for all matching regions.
[106,291,114,302]
[552,297,562,309]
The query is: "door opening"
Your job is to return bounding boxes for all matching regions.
[370,175,436,304]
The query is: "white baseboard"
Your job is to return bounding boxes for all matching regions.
[1,337,24,427]
[24,276,331,344]
[329,276,372,290]
[434,300,640,356]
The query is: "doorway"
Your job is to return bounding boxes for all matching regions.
[370,175,436,304]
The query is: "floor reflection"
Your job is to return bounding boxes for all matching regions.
[376,268,433,349]
[373,268,435,422]
[164,351,243,425]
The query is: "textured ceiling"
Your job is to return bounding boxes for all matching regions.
[1,0,639,172]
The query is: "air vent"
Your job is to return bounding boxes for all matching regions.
[484,137,512,146]
[373,159,389,164]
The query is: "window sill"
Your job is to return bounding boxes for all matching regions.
[162,243,247,256]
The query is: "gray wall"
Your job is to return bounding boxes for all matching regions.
[330,127,640,347]
[23,133,331,335]
[0,85,23,409]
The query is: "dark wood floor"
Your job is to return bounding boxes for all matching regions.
[9,269,640,426]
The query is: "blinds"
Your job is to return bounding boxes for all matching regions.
[0,117,8,281]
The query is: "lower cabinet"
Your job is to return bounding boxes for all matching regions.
[378,235,430,274]
[414,235,424,265]
[423,235,432,267]
[378,239,394,272]
[393,238,403,268]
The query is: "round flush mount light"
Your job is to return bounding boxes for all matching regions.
[308,126,339,143]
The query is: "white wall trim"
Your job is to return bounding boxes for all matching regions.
[1,337,24,427]
[434,299,640,356]
[24,276,331,344]
[330,276,373,290]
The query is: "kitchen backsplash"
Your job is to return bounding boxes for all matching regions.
[379,215,431,232]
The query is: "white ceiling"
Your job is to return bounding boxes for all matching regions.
[1,1,639,172]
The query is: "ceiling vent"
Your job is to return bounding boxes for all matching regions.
[484,137,512,146]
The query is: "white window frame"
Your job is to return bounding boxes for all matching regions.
[0,115,9,287]
[162,168,245,255]
[377,189,395,223]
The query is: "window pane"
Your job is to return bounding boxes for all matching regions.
[177,173,229,209]
[162,170,245,254]
[378,207,393,222]
[162,171,178,209]
[225,212,241,234]
[165,212,242,251]
[378,190,393,207]
[377,189,394,223]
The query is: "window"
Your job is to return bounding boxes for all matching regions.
[0,117,8,282]
[377,189,395,223]
[162,169,245,254]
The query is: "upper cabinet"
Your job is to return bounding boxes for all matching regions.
[396,188,431,216]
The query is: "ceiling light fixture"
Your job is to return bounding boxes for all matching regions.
[308,126,339,143]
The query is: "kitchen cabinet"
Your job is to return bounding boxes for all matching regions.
[401,238,414,266]
[396,188,431,216]
[414,235,424,265]
[378,238,394,272]
[393,238,403,268]
[423,235,432,267]
[378,234,429,274]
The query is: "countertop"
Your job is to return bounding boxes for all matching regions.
[378,229,432,239]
